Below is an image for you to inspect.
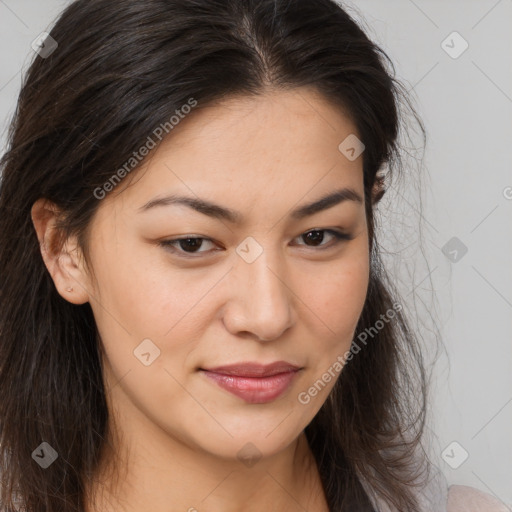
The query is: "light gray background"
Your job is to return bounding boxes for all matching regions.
[1,0,511,506]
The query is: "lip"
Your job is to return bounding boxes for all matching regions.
[202,361,301,377]
[200,361,301,404]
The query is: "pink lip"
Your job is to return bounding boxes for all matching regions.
[200,361,301,404]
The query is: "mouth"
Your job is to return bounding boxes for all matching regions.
[199,361,302,404]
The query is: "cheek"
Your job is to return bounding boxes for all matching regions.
[90,237,212,341]
[87,246,203,424]
[294,249,369,403]
[308,245,370,340]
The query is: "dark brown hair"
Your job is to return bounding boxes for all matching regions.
[0,0,431,510]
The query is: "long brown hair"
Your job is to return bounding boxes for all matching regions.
[0,0,431,510]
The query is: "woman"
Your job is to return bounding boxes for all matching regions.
[0,0,508,510]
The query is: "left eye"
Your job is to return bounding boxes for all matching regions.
[296,229,352,248]
[158,229,352,258]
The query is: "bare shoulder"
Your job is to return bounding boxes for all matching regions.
[447,485,510,512]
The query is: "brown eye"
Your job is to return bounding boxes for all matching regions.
[159,237,217,256]
[158,229,352,259]
[295,229,352,249]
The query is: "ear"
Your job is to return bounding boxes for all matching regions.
[31,198,90,305]
[371,172,387,205]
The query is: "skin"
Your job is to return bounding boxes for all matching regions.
[31,86,375,512]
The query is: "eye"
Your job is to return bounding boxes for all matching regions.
[159,236,217,256]
[158,229,353,259]
[294,229,353,249]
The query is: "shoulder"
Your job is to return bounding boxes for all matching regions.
[447,485,510,512]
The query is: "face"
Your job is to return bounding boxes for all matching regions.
[67,87,370,463]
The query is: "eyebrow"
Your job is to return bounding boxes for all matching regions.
[137,187,363,223]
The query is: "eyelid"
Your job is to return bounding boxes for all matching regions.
[158,228,353,259]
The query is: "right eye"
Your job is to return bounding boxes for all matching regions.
[158,236,218,258]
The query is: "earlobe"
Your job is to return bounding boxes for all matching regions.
[30,198,90,305]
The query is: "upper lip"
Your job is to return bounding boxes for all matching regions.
[201,361,301,377]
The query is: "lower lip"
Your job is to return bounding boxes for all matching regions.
[201,370,299,404]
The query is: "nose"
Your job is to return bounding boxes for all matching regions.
[222,250,295,342]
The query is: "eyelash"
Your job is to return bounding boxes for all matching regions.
[158,229,353,259]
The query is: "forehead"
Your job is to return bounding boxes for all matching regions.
[100,87,364,219]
